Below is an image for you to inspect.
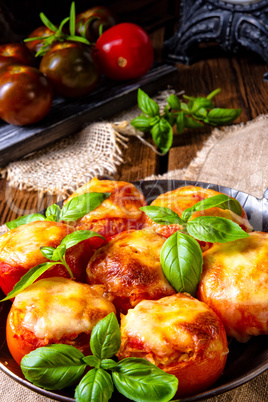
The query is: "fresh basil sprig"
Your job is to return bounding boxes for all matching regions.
[141,193,249,295]
[131,88,242,154]
[1,230,104,301]
[6,192,111,230]
[21,313,178,402]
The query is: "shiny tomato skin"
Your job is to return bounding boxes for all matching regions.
[95,23,154,81]
[39,42,100,98]
[76,6,117,42]
[0,65,53,126]
[25,26,56,55]
[0,43,35,67]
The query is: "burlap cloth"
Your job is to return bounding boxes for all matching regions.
[0,96,268,400]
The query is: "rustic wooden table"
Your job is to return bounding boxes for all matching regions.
[0,33,268,225]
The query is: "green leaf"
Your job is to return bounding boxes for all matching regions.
[193,107,207,119]
[130,115,155,132]
[60,230,104,250]
[112,358,178,402]
[167,94,181,110]
[69,1,76,36]
[39,12,57,32]
[176,111,184,134]
[137,89,160,117]
[101,359,118,371]
[1,262,57,301]
[206,108,242,125]
[45,204,61,222]
[60,192,111,221]
[187,216,249,243]
[140,206,184,225]
[160,232,203,295]
[83,355,101,369]
[191,97,215,112]
[40,246,56,260]
[151,118,173,154]
[183,116,204,129]
[206,88,221,100]
[21,344,86,390]
[75,368,114,402]
[51,244,67,261]
[6,213,46,229]
[182,194,242,221]
[90,312,121,360]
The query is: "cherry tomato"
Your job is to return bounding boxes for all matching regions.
[76,6,117,42]
[25,26,56,55]
[0,43,35,66]
[0,65,53,126]
[39,42,100,98]
[95,23,154,81]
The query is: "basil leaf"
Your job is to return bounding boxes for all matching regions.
[1,262,57,301]
[51,244,66,261]
[167,94,181,110]
[21,344,86,390]
[6,213,46,229]
[207,88,221,100]
[40,246,56,260]
[137,88,160,117]
[151,118,173,154]
[130,115,154,132]
[60,192,111,222]
[183,116,204,129]
[187,216,249,243]
[206,108,242,125]
[182,194,242,221]
[45,204,61,222]
[90,312,121,360]
[75,368,114,402]
[160,232,203,295]
[191,97,215,112]
[60,230,105,249]
[101,359,118,371]
[83,355,101,368]
[140,206,184,225]
[176,111,184,134]
[112,358,178,402]
[193,107,207,119]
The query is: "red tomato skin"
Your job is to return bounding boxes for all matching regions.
[0,43,35,67]
[95,23,154,81]
[0,65,53,126]
[39,42,100,98]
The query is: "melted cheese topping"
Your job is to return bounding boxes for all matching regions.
[64,177,146,221]
[198,231,268,341]
[13,277,115,340]
[0,221,72,268]
[118,293,228,363]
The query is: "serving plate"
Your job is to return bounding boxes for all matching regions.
[0,179,268,401]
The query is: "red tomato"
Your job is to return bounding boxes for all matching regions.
[76,6,117,42]
[39,42,100,98]
[0,43,35,66]
[95,23,154,81]
[25,26,56,55]
[0,65,53,126]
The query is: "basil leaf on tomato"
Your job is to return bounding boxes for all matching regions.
[112,358,178,402]
[140,206,184,225]
[21,344,86,390]
[187,216,249,243]
[60,230,105,249]
[160,231,203,295]
[40,246,56,260]
[1,262,57,301]
[45,203,61,222]
[90,312,121,360]
[137,88,160,117]
[60,192,111,221]
[75,368,114,402]
[6,213,46,229]
[182,194,243,221]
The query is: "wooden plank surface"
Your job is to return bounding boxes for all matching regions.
[0,49,268,225]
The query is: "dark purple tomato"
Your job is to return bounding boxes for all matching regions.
[25,26,56,55]
[39,42,100,98]
[0,65,54,126]
[0,43,35,66]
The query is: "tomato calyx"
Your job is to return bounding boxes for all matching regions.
[24,2,92,57]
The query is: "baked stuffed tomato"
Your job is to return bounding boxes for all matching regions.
[6,277,116,365]
[63,178,147,239]
[197,231,268,342]
[86,229,176,315]
[144,185,252,250]
[117,292,228,398]
[0,220,93,295]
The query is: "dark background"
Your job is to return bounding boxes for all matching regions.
[0,0,179,43]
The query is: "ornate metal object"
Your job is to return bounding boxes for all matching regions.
[164,0,268,80]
